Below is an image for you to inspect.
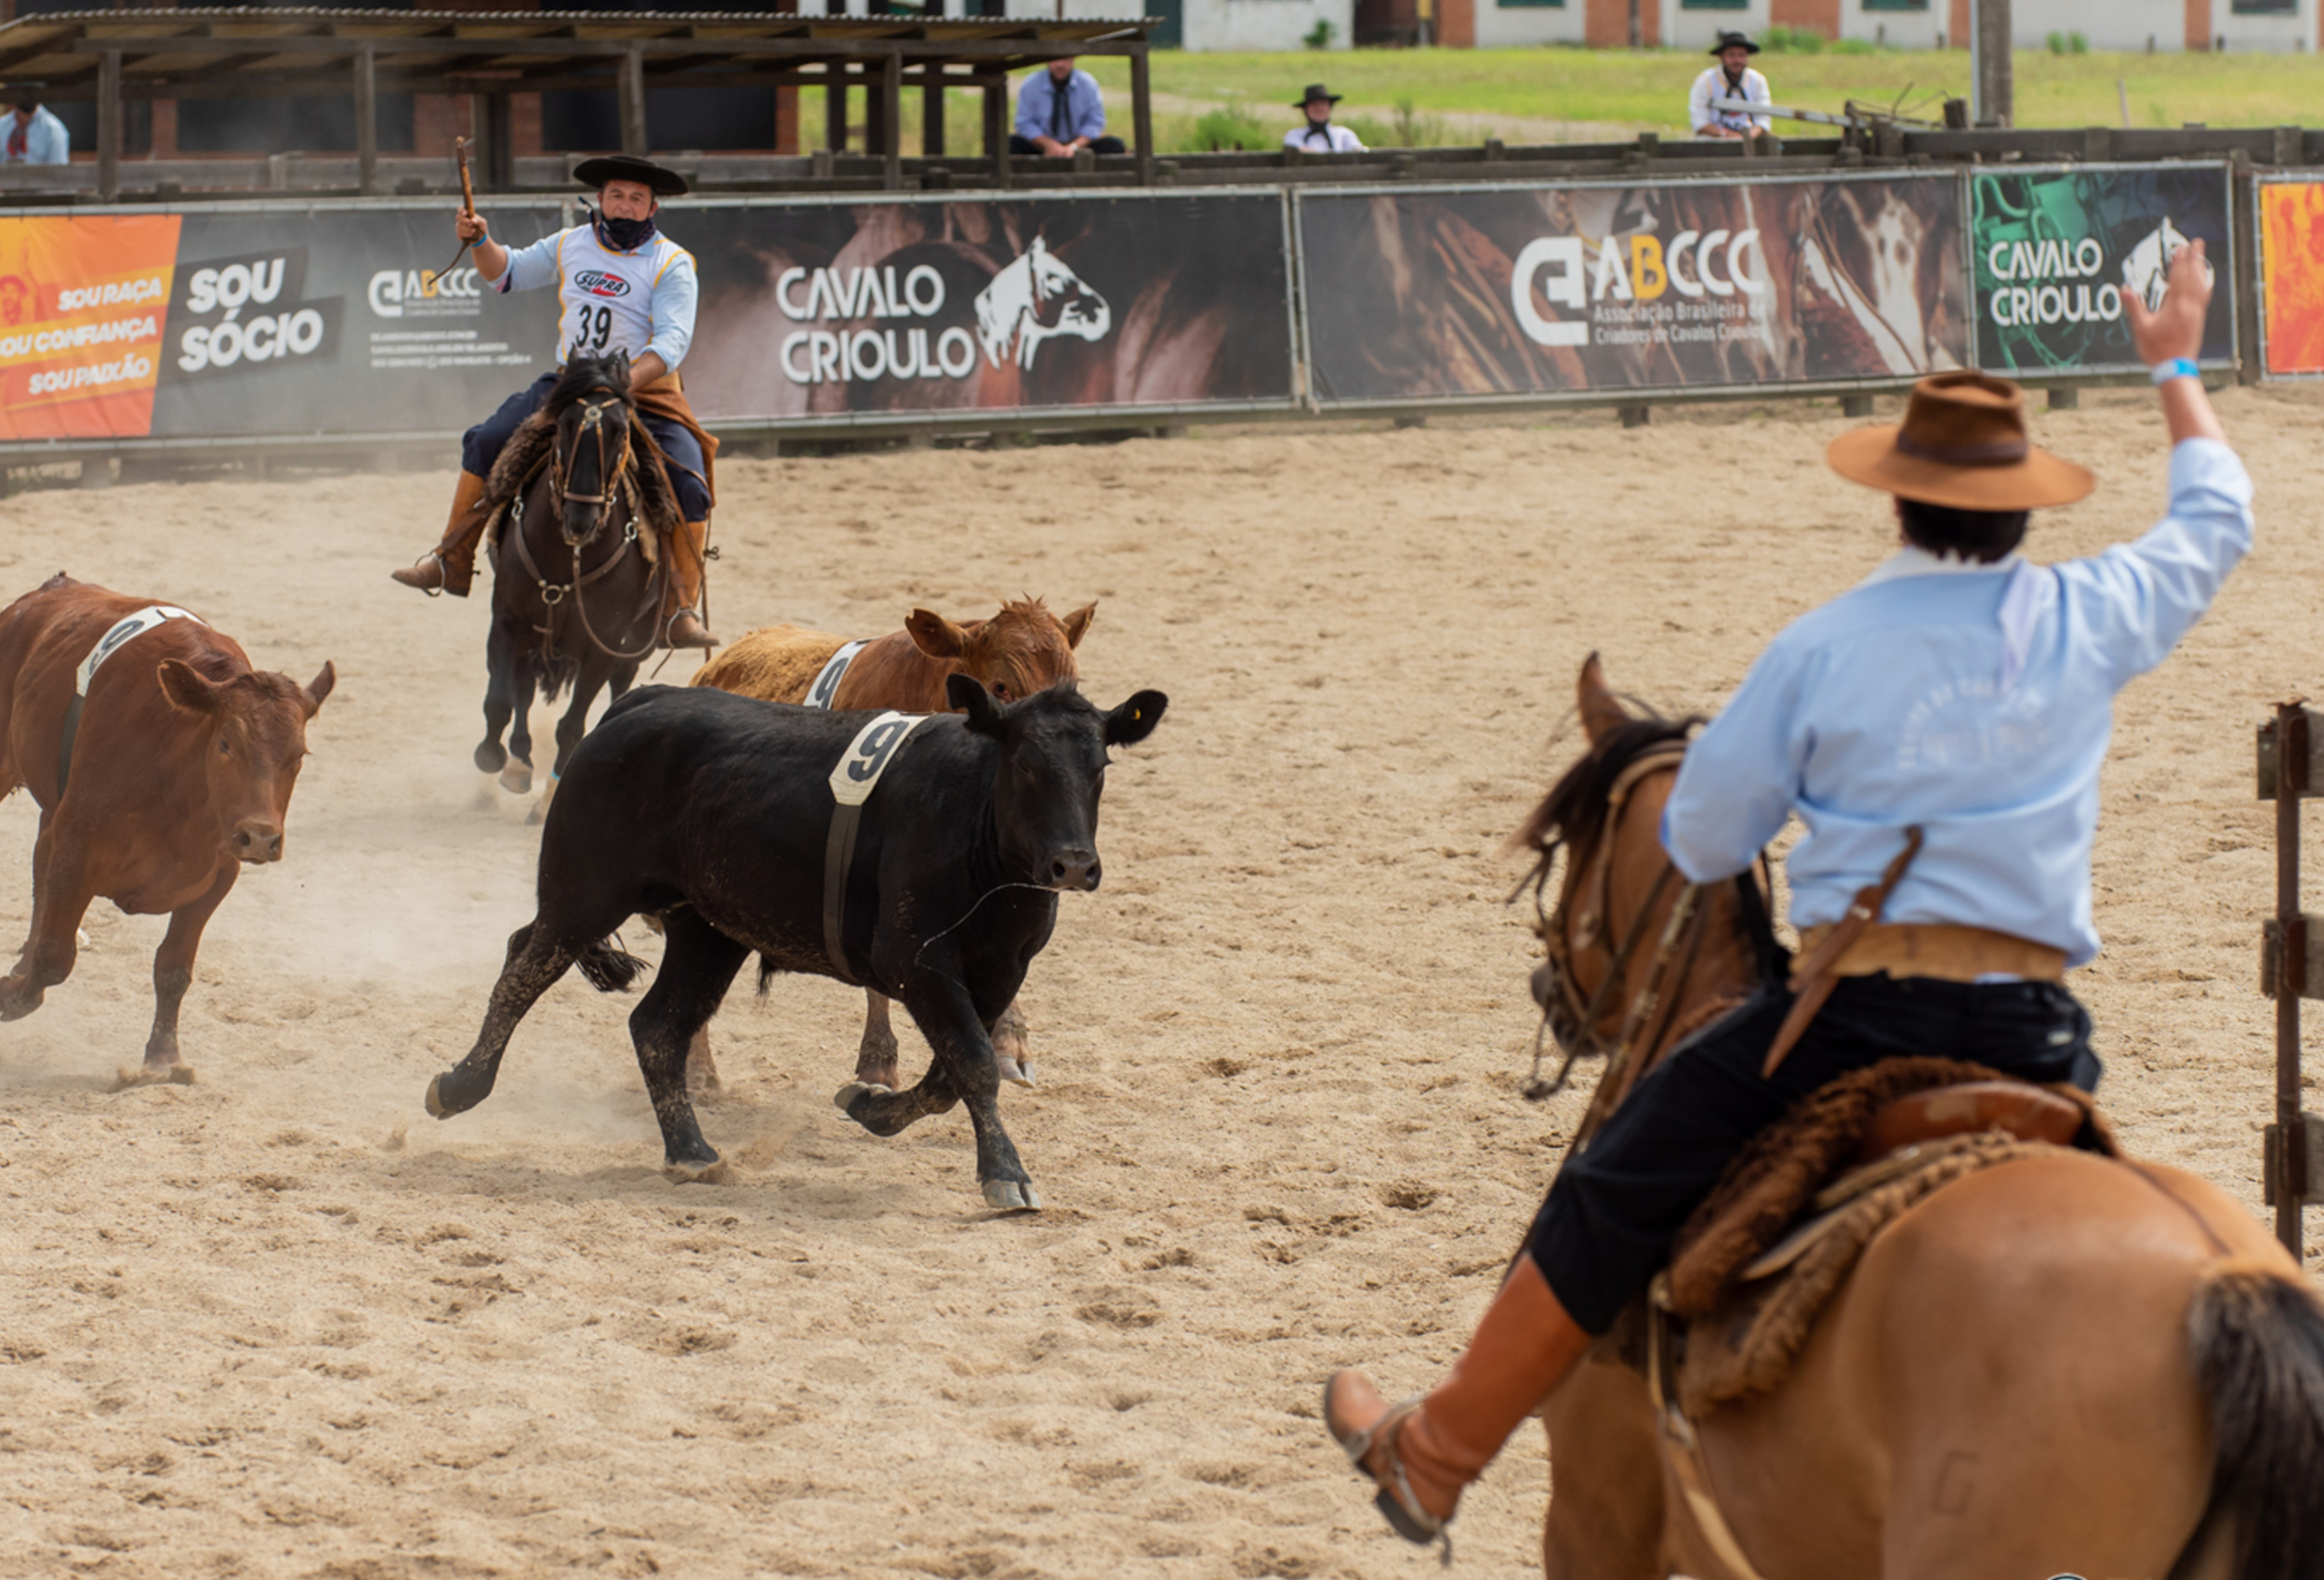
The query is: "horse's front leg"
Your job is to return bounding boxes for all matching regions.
[529,654,610,827]
[475,616,516,778]
[503,641,536,796]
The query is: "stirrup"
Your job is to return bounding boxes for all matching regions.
[1327,1386,1453,1562]
[392,551,447,599]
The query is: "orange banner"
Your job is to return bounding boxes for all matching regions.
[0,214,179,439]
[2262,182,2324,376]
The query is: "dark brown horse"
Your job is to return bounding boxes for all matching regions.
[1524,654,2324,1580]
[473,352,676,823]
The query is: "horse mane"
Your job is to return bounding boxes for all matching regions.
[1512,706,1789,987]
[1511,712,1699,863]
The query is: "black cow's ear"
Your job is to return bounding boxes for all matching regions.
[1103,690,1167,747]
[947,672,1003,734]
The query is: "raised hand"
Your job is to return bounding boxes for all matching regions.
[2124,236,2211,369]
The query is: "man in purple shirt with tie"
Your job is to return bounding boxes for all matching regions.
[1010,58,1126,158]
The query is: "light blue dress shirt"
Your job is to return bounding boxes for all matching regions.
[0,106,70,165]
[1661,438,2253,967]
[1014,69,1107,144]
[495,222,696,371]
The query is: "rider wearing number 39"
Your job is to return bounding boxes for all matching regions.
[391,155,718,650]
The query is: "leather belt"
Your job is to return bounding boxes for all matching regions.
[1793,921,2067,986]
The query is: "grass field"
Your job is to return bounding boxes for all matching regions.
[825,46,2324,154]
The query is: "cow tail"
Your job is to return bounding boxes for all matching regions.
[756,955,778,997]
[2168,1259,2324,1580]
[575,936,647,994]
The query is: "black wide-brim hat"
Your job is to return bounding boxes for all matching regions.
[1709,30,1760,54]
[572,153,688,198]
[1293,82,1342,108]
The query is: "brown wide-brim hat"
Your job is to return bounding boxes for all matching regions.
[1826,371,2094,511]
[572,153,688,198]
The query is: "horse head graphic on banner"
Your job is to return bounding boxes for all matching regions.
[973,235,1111,372]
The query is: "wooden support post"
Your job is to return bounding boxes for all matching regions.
[984,80,1008,187]
[97,47,121,202]
[877,51,902,188]
[1130,45,1154,186]
[354,40,379,195]
[1973,0,2013,126]
[618,42,648,156]
[827,65,849,152]
[923,72,945,158]
[2278,702,2309,1257]
[484,94,515,191]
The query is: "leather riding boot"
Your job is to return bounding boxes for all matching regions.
[390,469,491,597]
[662,517,718,649]
[1325,1255,1591,1546]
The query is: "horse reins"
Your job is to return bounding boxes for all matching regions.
[509,387,668,664]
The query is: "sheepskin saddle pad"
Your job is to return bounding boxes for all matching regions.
[1661,1056,2117,1417]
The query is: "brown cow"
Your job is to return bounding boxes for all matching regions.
[0,574,334,1084]
[693,596,1097,712]
[689,596,1097,1094]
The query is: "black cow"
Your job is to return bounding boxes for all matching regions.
[421,675,1167,1209]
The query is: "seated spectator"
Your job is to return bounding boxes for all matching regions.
[1688,32,1772,140]
[1011,59,1126,158]
[0,86,69,165]
[1284,84,1366,153]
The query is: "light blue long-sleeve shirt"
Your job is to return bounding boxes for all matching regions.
[0,106,70,165]
[1661,438,2253,967]
[1014,68,1107,144]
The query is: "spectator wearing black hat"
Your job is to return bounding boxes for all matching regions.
[1284,85,1366,153]
[1689,31,1772,140]
[0,85,69,165]
[1010,58,1126,158]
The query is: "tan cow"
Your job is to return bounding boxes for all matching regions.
[0,574,334,1084]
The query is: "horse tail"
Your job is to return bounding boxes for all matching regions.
[2171,1258,2324,1580]
[575,936,647,994]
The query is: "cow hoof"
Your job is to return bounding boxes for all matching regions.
[982,1179,1042,1212]
[523,800,547,827]
[474,741,508,775]
[997,1056,1037,1089]
[666,1157,731,1185]
[833,1080,892,1113]
[499,759,533,796]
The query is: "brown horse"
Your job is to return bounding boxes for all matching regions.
[1524,654,2324,1580]
[685,598,1096,1094]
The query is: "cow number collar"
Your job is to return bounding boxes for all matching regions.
[59,605,206,793]
[822,710,931,981]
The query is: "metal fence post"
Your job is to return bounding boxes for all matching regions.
[2278,702,2308,1257]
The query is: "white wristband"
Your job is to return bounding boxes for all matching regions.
[2150,357,2201,385]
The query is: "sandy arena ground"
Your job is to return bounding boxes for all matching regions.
[1,385,2319,1579]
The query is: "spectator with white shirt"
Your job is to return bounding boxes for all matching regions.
[1689,32,1773,140]
[1284,84,1366,153]
[0,86,70,165]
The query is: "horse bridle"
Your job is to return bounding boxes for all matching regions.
[551,388,635,546]
[1517,743,1694,1102]
[507,384,664,663]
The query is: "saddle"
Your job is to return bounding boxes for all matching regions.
[1651,1057,2115,1419]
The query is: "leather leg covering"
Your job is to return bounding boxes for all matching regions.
[1327,1256,1590,1534]
[663,517,708,618]
[436,470,492,597]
